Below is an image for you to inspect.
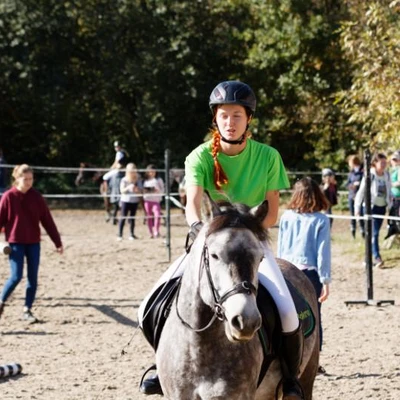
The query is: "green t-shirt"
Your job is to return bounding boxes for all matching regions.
[184,139,290,208]
[391,167,400,198]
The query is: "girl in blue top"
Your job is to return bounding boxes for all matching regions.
[278,177,331,360]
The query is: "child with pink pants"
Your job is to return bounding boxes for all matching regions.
[143,164,164,238]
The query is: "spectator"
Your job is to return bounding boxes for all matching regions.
[143,164,164,238]
[118,163,143,241]
[386,150,400,238]
[103,162,125,226]
[346,155,365,238]
[277,177,331,373]
[321,168,338,228]
[355,153,391,268]
[111,141,128,169]
[0,164,63,323]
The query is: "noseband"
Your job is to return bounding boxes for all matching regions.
[176,244,257,333]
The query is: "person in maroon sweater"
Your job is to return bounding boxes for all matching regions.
[0,164,63,323]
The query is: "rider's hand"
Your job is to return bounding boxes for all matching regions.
[188,221,204,242]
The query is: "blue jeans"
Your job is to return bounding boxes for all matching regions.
[372,205,386,260]
[302,269,323,351]
[348,198,365,233]
[0,243,41,309]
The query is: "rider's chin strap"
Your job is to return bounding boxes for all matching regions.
[220,134,246,145]
[218,124,249,145]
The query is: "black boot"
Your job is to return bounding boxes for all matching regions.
[281,325,305,400]
[139,364,163,395]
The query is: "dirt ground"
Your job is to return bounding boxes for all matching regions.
[0,208,399,400]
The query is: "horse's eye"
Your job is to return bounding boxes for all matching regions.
[260,256,264,263]
[211,253,219,260]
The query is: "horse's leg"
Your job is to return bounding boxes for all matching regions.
[299,344,319,400]
[100,182,111,222]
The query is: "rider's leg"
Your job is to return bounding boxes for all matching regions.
[138,253,187,395]
[137,253,187,328]
[258,243,304,400]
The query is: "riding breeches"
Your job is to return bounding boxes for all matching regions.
[137,243,299,333]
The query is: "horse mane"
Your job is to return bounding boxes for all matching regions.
[206,201,269,242]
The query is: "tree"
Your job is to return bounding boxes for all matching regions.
[337,0,400,151]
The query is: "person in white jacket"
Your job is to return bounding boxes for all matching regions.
[355,153,392,268]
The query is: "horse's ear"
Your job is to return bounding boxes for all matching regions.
[205,190,222,217]
[251,200,269,225]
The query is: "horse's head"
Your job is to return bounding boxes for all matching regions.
[196,200,268,343]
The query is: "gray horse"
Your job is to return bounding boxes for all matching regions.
[156,201,319,399]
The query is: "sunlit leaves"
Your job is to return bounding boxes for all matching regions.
[338,0,400,150]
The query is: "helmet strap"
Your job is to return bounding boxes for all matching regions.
[218,124,249,145]
[220,134,246,145]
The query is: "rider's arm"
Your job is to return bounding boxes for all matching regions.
[185,185,204,226]
[262,190,280,229]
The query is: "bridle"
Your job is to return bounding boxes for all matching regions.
[175,243,257,333]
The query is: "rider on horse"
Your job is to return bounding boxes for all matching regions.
[138,81,305,399]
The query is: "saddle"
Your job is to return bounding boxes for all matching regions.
[141,277,315,386]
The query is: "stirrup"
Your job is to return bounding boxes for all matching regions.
[139,364,157,387]
[139,364,163,395]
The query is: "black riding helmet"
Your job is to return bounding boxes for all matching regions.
[209,81,256,145]
[209,81,256,116]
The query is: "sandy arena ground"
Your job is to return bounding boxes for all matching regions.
[0,208,399,399]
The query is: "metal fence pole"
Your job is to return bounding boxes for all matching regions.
[345,149,394,307]
[164,149,171,262]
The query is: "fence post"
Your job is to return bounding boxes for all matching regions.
[164,149,171,262]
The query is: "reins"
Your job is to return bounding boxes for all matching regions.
[175,243,257,333]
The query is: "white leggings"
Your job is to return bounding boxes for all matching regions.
[137,243,299,333]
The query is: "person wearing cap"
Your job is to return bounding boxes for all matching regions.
[321,168,338,228]
[111,140,128,169]
[138,81,304,399]
[346,155,365,238]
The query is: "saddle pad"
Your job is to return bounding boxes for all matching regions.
[285,278,316,338]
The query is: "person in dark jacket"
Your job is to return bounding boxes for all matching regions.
[321,168,338,228]
[0,164,63,323]
[346,155,365,238]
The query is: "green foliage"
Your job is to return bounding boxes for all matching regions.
[0,0,393,181]
[337,0,400,151]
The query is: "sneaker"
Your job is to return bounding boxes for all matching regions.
[116,236,123,242]
[23,309,38,324]
[128,235,135,241]
[374,258,384,268]
[0,302,4,319]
